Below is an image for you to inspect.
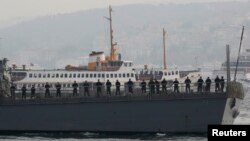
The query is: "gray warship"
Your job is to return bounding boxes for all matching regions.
[0,58,246,133]
[0,7,246,133]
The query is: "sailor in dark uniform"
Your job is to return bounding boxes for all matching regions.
[161,78,167,94]
[197,76,204,92]
[106,80,112,96]
[55,82,61,97]
[215,75,220,92]
[10,83,16,99]
[140,80,146,94]
[21,84,26,99]
[148,79,155,95]
[184,77,191,93]
[205,77,212,92]
[96,79,102,97]
[173,78,179,93]
[45,82,50,98]
[155,79,160,94]
[31,85,36,99]
[83,80,90,97]
[220,76,225,92]
[127,79,134,94]
[115,80,121,96]
[72,81,78,96]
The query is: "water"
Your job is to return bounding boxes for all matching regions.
[0,84,249,141]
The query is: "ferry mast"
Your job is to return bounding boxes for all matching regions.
[163,28,167,70]
[105,5,117,61]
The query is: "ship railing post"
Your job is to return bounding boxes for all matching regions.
[226,44,230,84]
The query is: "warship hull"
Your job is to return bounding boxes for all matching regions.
[0,93,242,133]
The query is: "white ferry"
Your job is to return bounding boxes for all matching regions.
[213,48,250,81]
[10,6,180,89]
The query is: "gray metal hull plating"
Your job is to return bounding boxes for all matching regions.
[0,94,230,133]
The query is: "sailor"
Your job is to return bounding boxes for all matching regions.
[72,81,78,96]
[197,76,204,92]
[96,79,102,97]
[31,85,36,99]
[215,75,220,92]
[83,80,90,97]
[148,78,155,95]
[140,80,146,94]
[45,82,50,98]
[220,76,225,92]
[205,77,212,92]
[161,78,167,94]
[10,83,16,99]
[21,84,26,99]
[106,79,112,96]
[55,82,61,97]
[184,77,191,93]
[155,79,160,94]
[127,79,134,94]
[115,80,121,96]
[173,78,179,93]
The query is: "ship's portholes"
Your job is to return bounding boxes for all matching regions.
[229,98,236,109]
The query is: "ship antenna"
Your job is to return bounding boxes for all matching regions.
[234,26,245,81]
[105,5,117,61]
[163,28,167,70]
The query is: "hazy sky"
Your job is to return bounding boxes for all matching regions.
[0,0,246,28]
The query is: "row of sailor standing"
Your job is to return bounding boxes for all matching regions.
[174,75,225,93]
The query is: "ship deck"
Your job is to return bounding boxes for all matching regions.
[1,83,228,106]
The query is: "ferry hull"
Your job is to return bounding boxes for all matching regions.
[0,93,239,133]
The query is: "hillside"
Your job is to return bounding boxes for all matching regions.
[0,1,250,68]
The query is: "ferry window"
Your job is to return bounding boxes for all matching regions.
[102,74,105,78]
[28,84,31,88]
[110,74,113,78]
[81,74,84,78]
[73,74,76,78]
[131,73,134,77]
[94,74,96,78]
[90,74,93,78]
[64,74,68,78]
[69,74,72,78]
[168,72,171,76]
[172,71,174,75]
[38,73,41,78]
[67,84,70,88]
[106,74,109,78]
[29,73,32,78]
[98,74,101,78]
[127,73,130,77]
[150,71,153,75]
[77,74,80,78]
[115,74,117,78]
[175,71,178,75]
[119,74,121,78]
[165,72,167,76]
[63,84,66,88]
[123,73,125,78]
[56,74,59,78]
[52,74,55,78]
[60,74,63,78]
[47,74,50,78]
[34,73,37,78]
[43,74,46,78]
[86,74,89,78]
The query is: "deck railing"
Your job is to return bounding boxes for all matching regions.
[9,82,227,100]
